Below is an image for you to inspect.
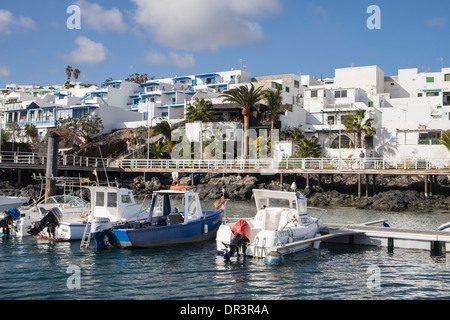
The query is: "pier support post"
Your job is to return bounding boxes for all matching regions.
[45,132,60,199]
[365,174,369,198]
[357,174,361,199]
[306,173,310,188]
[424,175,429,198]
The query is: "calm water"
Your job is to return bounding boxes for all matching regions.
[2,201,450,300]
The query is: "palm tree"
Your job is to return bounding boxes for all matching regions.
[440,130,450,151]
[262,88,283,131]
[343,110,376,148]
[295,137,322,158]
[152,121,174,154]
[220,84,264,158]
[283,126,304,142]
[24,123,37,143]
[185,97,215,123]
[148,142,168,159]
[65,66,73,82]
[73,69,80,84]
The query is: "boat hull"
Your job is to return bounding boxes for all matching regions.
[216,221,320,258]
[106,211,223,249]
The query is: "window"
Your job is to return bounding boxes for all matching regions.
[327,116,335,125]
[445,74,450,81]
[418,93,423,97]
[107,192,117,207]
[285,86,290,93]
[335,90,347,98]
[427,77,435,83]
[294,80,300,88]
[426,91,440,97]
[96,192,104,206]
[311,90,318,98]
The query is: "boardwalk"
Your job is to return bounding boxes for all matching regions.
[1,151,450,175]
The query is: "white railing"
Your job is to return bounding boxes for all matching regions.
[1,151,450,171]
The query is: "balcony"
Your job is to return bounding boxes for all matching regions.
[418,138,441,145]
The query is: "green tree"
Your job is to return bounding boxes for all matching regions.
[148,141,168,159]
[220,84,264,158]
[24,123,38,143]
[440,130,450,151]
[65,66,73,82]
[56,114,104,147]
[152,121,175,154]
[343,110,376,148]
[295,137,322,158]
[125,73,149,84]
[283,126,304,142]
[73,69,80,84]
[6,121,21,150]
[185,97,215,123]
[262,88,283,131]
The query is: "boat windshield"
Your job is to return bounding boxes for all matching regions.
[43,195,88,207]
[151,193,185,218]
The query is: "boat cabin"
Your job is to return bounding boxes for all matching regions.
[252,189,311,231]
[148,190,203,226]
[88,186,145,222]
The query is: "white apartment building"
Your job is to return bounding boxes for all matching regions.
[301,65,450,160]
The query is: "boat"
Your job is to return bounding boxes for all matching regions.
[27,185,149,241]
[0,190,28,212]
[12,194,90,238]
[216,189,324,264]
[91,189,225,250]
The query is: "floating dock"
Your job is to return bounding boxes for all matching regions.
[319,220,450,255]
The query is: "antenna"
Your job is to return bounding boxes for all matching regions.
[97,146,110,187]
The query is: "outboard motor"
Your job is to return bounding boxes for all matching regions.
[225,219,251,259]
[91,217,113,250]
[28,207,63,238]
[0,208,21,235]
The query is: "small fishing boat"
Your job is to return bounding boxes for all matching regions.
[91,189,225,250]
[216,189,324,264]
[0,190,28,212]
[11,195,89,238]
[25,185,148,241]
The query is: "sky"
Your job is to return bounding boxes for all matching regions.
[0,0,449,88]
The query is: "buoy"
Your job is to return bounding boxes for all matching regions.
[313,232,321,250]
[264,251,284,265]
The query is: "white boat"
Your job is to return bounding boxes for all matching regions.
[0,190,28,212]
[11,194,90,238]
[28,185,149,241]
[216,189,324,264]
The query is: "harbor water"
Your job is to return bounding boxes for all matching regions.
[2,201,450,300]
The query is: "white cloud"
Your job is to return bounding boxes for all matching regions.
[130,0,281,51]
[0,9,35,34]
[145,51,195,69]
[425,17,447,29]
[0,66,10,78]
[63,36,107,64]
[75,0,128,32]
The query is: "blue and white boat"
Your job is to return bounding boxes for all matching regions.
[91,189,224,250]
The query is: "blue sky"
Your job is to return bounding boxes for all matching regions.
[0,0,449,87]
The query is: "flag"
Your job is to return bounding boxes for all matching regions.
[214,195,225,210]
[92,169,97,176]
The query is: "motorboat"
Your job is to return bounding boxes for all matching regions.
[12,194,90,238]
[216,189,324,264]
[28,185,149,241]
[91,189,224,250]
[0,190,28,212]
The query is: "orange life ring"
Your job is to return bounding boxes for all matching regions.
[170,185,188,191]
